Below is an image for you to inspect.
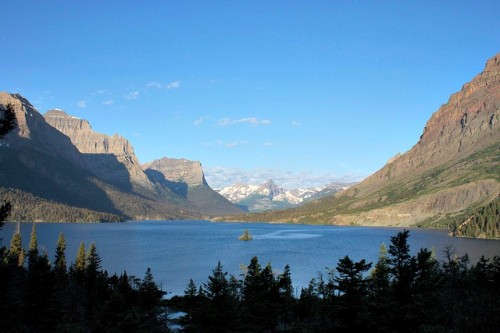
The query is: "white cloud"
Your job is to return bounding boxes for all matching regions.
[94,89,107,95]
[263,142,273,146]
[166,80,181,89]
[216,117,233,126]
[204,167,364,189]
[224,141,247,148]
[77,100,87,108]
[216,117,271,127]
[124,91,139,100]
[206,140,248,148]
[194,116,209,126]
[146,80,181,90]
[146,81,162,88]
[102,99,114,105]
[291,121,302,127]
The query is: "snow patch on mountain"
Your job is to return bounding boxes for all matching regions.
[216,180,352,212]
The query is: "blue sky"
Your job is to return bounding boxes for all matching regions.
[2,1,499,188]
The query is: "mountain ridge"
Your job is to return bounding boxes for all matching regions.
[227,53,500,226]
[0,93,241,221]
[217,179,351,212]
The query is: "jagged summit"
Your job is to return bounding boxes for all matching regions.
[218,180,348,212]
[45,108,153,192]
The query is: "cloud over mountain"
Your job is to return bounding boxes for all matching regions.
[204,166,364,189]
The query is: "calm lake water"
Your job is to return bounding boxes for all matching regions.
[1,220,499,296]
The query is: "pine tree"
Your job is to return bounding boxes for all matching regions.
[86,242,102,275]
[387,229,417,332]
[53,232,67,280]
[369,243,391,330]
[202,261,239,332]
[28,223,38,269]
[0,104,17,229]
[0,201,12,228]
[138,268,167,331]
[7,226,25,267]
[0,103,17,139]
[334,256,372,329]
[74,242,86,272]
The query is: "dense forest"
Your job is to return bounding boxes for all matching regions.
[1,224,499,332]
[0,188,125,222]
[451,196,499,238]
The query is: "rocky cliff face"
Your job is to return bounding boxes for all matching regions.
[142,157,207,187]
[0,93,82,165]
[235,53,500,226]
[45,109,154,192]
[361,54,499,196]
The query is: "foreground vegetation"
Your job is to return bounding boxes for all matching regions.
[0,225,168,332]
[1,225,499,332]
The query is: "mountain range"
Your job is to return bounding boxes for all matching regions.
[228,53,500,227]
[0,94,242,222]
[217,180,352,212]
[1,53,499,225]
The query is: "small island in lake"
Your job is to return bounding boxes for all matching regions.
[239,229,253,241]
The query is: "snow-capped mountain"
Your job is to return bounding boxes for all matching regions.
[217,180,352,212]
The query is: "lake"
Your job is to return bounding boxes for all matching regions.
[1,220,499,296]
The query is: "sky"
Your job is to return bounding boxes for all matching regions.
[1,1,499,189]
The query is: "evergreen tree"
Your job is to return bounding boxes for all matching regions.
[53,232,67,280]
[0,104,17,229]
[86,242,102,276]
[387,229,417,332]
[7,226,25,267]
[410,247,444,331]
[0,103,17,139]
[28,223,38,269]
[202,261,239,332]
[74,241,86,272]
[177,278,201,332]
[334,256,372,329]
[138,267,168,331]
[0,201,12,229]
[24,246,55,331]
[369,243,391,330]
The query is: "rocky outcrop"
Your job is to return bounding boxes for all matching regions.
[143,157,243,216]
[142,157,207,187]
[45,109,154,192]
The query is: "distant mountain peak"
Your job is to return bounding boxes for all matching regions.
[217,180,349,212]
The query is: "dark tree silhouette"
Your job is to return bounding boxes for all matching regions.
[0,103,17,228]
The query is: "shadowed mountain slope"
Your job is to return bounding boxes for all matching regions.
[0,93,240,221]
[143,158,243,216]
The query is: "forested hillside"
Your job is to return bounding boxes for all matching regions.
[451,196,499,238]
